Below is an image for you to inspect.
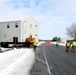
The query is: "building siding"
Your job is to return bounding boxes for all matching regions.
[0,17,39,43]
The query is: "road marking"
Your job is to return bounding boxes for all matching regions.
[43,49,52,75]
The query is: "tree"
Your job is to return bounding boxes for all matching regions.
[52,36,58,41]
[58,37,61,42]
[66,23,76,39]
[52,36,61,42]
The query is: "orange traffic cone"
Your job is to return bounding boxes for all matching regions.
[46,41,52,45]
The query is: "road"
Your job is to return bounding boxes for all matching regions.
[31,42,76,75]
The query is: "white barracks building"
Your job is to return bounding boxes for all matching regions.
[0,17,39,43]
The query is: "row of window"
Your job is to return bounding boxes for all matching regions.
[7,25,18,28]
[30,24,37,28]
[29,34,37,37]
[7,23,18,28]
[7,23,37,28]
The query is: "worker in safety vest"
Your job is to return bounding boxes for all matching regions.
[74,41,76,52]
[33,40,37,52]
[72,40,75,52]
[72,40,76,53]
[56,40,59,47]
[66,40,70,52]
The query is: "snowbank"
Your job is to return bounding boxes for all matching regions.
[0,48,35,75]
[0,47,13,52]
[52,42,66,46]
[0,41,45,75]
[37,41,45,45]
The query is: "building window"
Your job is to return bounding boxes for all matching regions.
[36,25,37,27]
[7,23,10,28]
[29,35,32,38]
[24,21,26,22]
[15,23,18,28]
[30,24,32,28]
[15,25,18,28]
[35,34,37,36]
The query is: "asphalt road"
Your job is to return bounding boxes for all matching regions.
[31,43,76,75]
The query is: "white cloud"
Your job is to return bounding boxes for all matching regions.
[0,0,76,39]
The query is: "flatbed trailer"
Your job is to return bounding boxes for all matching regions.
[1,41,33,48]
[0,37,35,48]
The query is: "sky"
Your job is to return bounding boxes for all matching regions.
[0,0,76,39]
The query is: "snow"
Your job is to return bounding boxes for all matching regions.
[52,42,66,46]
[0,48,35,75]
[0,41,65,75]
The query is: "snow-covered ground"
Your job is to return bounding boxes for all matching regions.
[52,42,66,46]
[0,41,45,75]
[0,41,65,75]
[0,48,35,75]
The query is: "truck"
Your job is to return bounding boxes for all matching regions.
[1,37,36,48]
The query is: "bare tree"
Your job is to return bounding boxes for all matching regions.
[66,23,76,39]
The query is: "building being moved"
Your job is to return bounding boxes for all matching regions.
[0,17,39,44]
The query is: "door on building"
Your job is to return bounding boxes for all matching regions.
[13,37,18,44]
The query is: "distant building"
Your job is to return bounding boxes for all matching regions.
[0,17,39,43]
[61,38,67,43]
[61,37,73,43]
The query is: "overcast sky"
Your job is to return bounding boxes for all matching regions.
[0,0,76,39]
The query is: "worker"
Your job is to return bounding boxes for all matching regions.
[33,40,37,52]
[72,40,76,53]
[71,40,75,52]
[74,40,76,53]
[66,40,70,52]
[56,40,59,47]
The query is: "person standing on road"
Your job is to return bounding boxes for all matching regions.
[74,41,76,52]
[72,40,75,52]
[72,40,76,53]
[33,40,37,52]
[66,40,70,52]
[56,40,59,47]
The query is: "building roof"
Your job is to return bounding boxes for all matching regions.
[0,16,37,23]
